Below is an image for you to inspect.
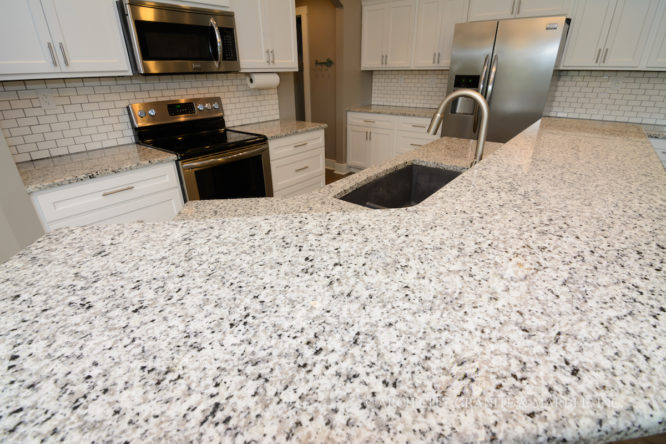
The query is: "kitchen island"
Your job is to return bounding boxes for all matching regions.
[0,118,664,442]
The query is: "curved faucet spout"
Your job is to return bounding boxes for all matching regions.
[427,89,489,167]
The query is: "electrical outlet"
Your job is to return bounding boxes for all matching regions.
[37,89,55,109]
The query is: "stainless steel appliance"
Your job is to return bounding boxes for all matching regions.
[441,16,569,143]
[129,97,272,201]
[118,0,240,74]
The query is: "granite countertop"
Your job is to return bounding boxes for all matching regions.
[347,104,438,119]
[17,143,176,193]
[231,120,327,140]
[1,118,665,442]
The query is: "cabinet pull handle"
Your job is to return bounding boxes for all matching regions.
[437,52,440,64]
[295,166,309,172]
[59,42,69,66]
[595,48,601,63]
[363,120,376,123]
[516,0,521,15]
[102,186,134,197]
[266,49,270,63]
[511,0,516,15]
[602,48,608,64]
[47,42,58,66]
[432,53,436,64]
[271,49,275,64]
[411,124,426,128]
[294,142,308,148]
[410,143,422,147]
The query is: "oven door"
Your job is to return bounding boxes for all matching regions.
[124,0,239,74]
[179,143,273,201]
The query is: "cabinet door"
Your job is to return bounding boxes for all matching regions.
[413,0,444,68]
[362,3,388,69]
[468,0,515,21]
[40,0,130,75]
[0,0,59,77]
[644,1,666,68]
[561,0,615,68]
[262,0,297,70]
[347,126,371,169]
[437,0,469,68]
[602,0,656,68]
[231,0,270,70]
[515,0,571,18]
[385,0,416,67]
[370,128,395,166]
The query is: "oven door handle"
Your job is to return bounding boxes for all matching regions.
[210,17,222,68]
[181,145,267,170]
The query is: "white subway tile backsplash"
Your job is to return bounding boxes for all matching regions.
[0,73,279,162]
[372,70,666,136]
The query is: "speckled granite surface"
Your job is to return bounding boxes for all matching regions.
[1,118,665,442]
[231,120,327,140]
[347,104,438,118]
[17,144,176,193]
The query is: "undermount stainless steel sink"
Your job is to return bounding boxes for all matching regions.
[338,163,462,209]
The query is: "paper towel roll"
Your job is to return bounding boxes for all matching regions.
[246,73,280,90]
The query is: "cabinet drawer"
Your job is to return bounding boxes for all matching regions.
[46,188,184,231]
[396,133,437,154]
[348,112,396,129]
[397,116,437,134]
[273,175,325,198]
[32,162,181,224]
[271,148,324,192]
[269,129,324,161]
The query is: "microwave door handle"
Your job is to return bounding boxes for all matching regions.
[210,18,222,67]
[181,145,267,170]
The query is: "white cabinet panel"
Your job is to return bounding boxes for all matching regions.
[468,0,515,21]
[347,126,372,169]
[231,0,297,72]
[268,130,325,195]
[602,0,656,68]
[41,0,130,74]
[370,128,396,165]
[561,0,615,68]
[413,0,443,67]
[386,1,417,67]
[438,0,469,68]
[644,1,666,69]
[396,133,437,154]
[0,0,60,77]
[362,3,388,69]
[515,0,571,17]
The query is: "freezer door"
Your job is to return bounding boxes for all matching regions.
[485,16,568,142]
[441,20,498,140]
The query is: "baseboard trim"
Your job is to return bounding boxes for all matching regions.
[325,159,350,175]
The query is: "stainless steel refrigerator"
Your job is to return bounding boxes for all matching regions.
[441,16,569,143]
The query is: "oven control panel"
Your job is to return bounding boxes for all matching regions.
[128,97,224,128]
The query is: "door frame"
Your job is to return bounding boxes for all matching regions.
[295,6,312,121]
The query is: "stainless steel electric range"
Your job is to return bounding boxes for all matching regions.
[129,97,272,201]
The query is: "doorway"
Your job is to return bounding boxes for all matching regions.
[294,6,311,122]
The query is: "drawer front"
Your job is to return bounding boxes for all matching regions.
[273,175,325,198]
[271,148,324,192]
[397,116,436,134]
[33,162,181,224]
[45,188,184,231]
[269,129,324,161]
[396,133,437,154]
[347,112,396,130]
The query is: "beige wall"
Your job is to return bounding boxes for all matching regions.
[277,72,296,121]
[0,132,43,263]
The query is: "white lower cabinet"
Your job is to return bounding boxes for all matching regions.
[269,130,325,197]
[31,162,184,232]
[347,112,438,169]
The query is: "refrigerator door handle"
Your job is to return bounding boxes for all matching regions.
[485,54,499,104]
[478,54,490,94]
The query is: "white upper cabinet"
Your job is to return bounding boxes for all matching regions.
[0,0,130,80]
[643,1,666,69]
[361,0,416,70]
[231,0,297,72]
[562,0,659,70]
[468,0,570,21]
[413,0,468,68]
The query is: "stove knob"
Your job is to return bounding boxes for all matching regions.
[148,108,156,117]
[205,103,212,110]
[212,102,220,109]
[137,110,146,118]
[197,104,204,111]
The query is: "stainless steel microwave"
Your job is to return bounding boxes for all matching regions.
[118,0,240,74]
